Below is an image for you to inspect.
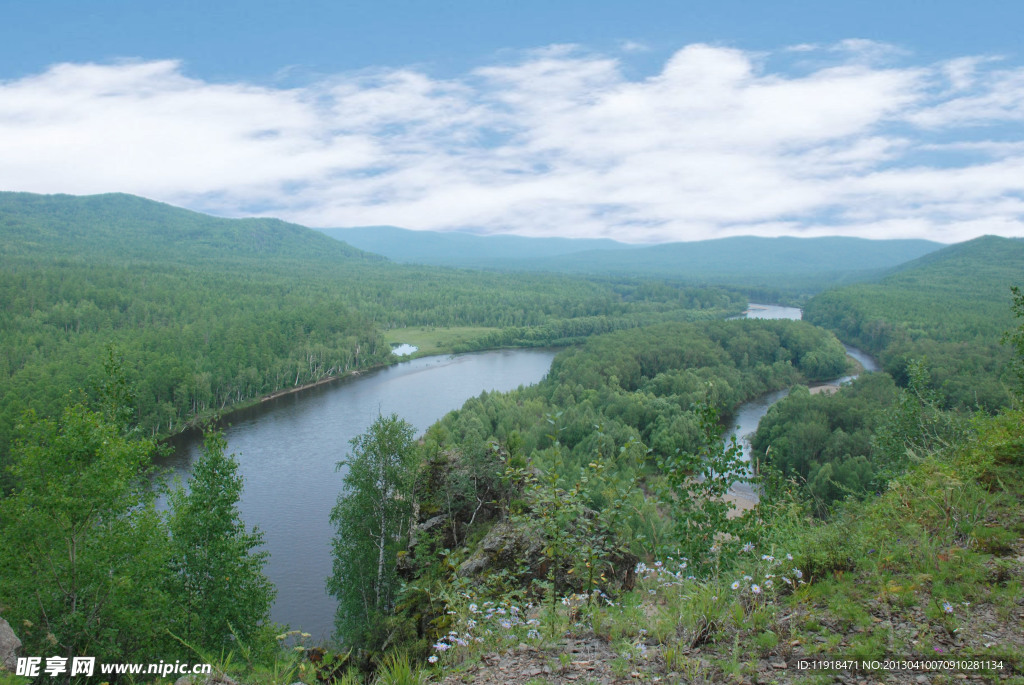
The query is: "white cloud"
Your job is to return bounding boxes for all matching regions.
[0,44,1022,243]
[831,38,910,64]
[618,40,650,54]
[909,62,1024,127]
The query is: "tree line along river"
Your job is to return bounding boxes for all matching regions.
[158,304,877,640]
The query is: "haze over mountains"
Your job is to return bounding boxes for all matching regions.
[319,224,944,289]
[0,192,950,292]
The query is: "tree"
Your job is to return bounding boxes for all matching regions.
[0,401,173,670]
[1004,285,1024,392]
[327,413,416,647]
[656,401,751,571]
[167,428,275,649]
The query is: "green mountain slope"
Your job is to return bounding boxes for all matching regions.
[805,235,1024,409]
[881,234,1024,298]
[0,192,378,265]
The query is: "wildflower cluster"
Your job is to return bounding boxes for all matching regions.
[429,599,542,665]
[727,547,806,601]
[634,558,696,595]
[618,627,653,663]
[633,628,651,658]
[562,588,619,609]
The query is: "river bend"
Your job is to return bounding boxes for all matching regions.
[161,305,877,639]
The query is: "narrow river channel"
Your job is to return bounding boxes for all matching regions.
[727,304,880,508]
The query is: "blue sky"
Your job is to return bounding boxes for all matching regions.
[1,0,1022,243]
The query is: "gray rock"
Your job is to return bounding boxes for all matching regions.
[209,674,239,685]
[417,514,447,532]
[457,521,543,578]
[0,616,22,672]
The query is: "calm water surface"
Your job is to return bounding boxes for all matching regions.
[160,349,556,640]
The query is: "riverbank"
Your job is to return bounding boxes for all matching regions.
[158,360,393,446]
[158,331,507,445]
[158,347,560,638]
[259,371,364,402]
[383,325,502,357]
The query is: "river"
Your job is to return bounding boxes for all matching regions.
[161,305,877,640]
[160,349,556,641]
[726,304,880,508]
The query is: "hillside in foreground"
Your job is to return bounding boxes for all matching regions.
[419,406,1024,685]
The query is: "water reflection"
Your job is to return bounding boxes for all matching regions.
[390,343,418,356]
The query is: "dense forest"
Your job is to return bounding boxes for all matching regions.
[0,192,742,463]
[1,193,1021,685]
[748,236,1023,512]
[804,235,1024,411]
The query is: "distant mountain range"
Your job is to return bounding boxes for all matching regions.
[319,225,945,291]
[0,192,952,294]
[316,225,633,264]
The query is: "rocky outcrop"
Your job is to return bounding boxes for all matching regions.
[457,520,544,579]
[0,616,22,672]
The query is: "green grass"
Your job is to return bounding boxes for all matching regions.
[383,326,501,356]
[431,406,1023,683]
[0,675,30,685]
[169,403,1015,685]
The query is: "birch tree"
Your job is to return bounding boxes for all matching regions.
[327,413,416,648]
[167,429,275,650]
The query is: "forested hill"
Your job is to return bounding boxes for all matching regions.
[0,191,745,464]
[324,225,943,293]
[0,192,379,265]
[805,235,1024,410]
[880,234,1024,295]
[518,235,943,285]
